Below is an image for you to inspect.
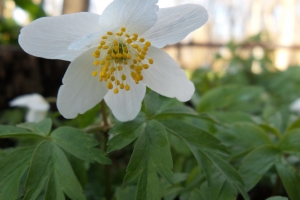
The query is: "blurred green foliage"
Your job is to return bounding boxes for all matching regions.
[0,0,46,44]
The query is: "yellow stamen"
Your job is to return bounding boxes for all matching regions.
[114,88,119,94]
[92,71,97,76]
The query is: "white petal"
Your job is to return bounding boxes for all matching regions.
[142,4,208,48]
[99,0,158,35]
[104,66,146,122]
[57,48,108,118]
[19,12,101,61]
[142,47,195,102]
[10,93,50,111]
[26,110,47,123]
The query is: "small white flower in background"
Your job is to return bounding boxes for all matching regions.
[290,98,300,113]
[9,94,50,123]
[19,0,208,122]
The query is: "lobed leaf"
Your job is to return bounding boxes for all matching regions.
[17,118,52,136]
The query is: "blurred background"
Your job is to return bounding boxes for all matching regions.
[1,0,300,115]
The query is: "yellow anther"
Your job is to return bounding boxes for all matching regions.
[124,61,128,65]
[149,58,154,64]
[114,40,118,45]
[114,88,119,94]
[125,33,130,38]
[131,44,138,49]
[143,64,149,69]
[115,59,119,63]
[143,46,148,51]
[139,75,144,80]
[102,35,107,39]
[92,71,98,77]
[133,33,138,38]
[93,53,100,58]
[98,46,102,49]
[116,53,122,58]
[118,66,123,71]
[121,74,126,80]
[114,46,119,52]
[139,38,145,42]
[139,55,145,60]
[112,54,116,59]
[107,31,113,35]
[100,41,106,45]
[130,65,135,69]
[141,51,147,55]
[107,82,113,89]
[122,53,127,59]
[111,76,115,81]
[131,72,137,78]
[126,39,132,44]
[116,80,120,85]
[117,32,123,36]
[103,45,109,49]
[120,83,124,89]
[100,60,105,65]
[110,67,116,72]
[134,60,137,64]
[132,37,138,41]
[106,55,111,61]
[94,60,100,66]
[121,27,126,32]
[94,50,100,55]
[145,41,151,47]
[124,47,128,52]
[127,54,132,59]
[108,49,112,54]
[125,84,130,91]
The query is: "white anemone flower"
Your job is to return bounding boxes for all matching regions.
[9,94,50,122]
[290,98,300,113]
[19,0,208,122]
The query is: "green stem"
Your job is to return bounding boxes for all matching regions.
[100,101,112,200]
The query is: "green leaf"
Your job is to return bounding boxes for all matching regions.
[189,189,205,200]
[197,85,263,112]
[209,111,254,124]
[0,147,35,200]
[0,125,43,138]
[108,113,146,153]
[160,119,227,153]
[239,145,281,191]
[278,129,300,153]
[287,118,300,132]
[51,127,111,164]
[259,124,281,139]
[115,186,137,200]
[17,118,52,136]
[199,170,237,200]
[24,141,85,200]
[276,158,300,200]
[265,197,289,200]
[193,148,249,200]
[124,120,173,199]
[216,123,273,157]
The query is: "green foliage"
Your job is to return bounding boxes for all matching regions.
[0,118,110,199]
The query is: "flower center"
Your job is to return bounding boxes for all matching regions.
[91,27,153,94]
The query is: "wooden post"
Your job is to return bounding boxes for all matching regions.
[62,0,90,14]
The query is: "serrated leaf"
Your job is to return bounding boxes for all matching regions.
[0,147,35,200]
[239,145,281,191]
[197,85,263,112]
[51,127,111,164]
[278,129,300,154]
[160,119,228,153]
[216,123,273,157]
[24,141,85,200]
[124,120,173,199]
[199,170,237,200]
[195,148,249,200]
[0,125,43,138]
[108,113,146,153]
[17,118,52,136]
[276,158,300,200]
